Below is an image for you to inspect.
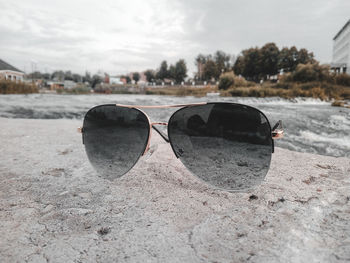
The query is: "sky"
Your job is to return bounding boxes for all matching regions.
[0,0,349,77]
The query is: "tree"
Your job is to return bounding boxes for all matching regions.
[233,43,318,82]
[144,70,156,82]
[195,52,234,80]
[174,59,187,83]
[125,76,131,84]
[91,74,102,88]
[195,54,207,80]
[156,61,169,80]
[278,47,294,72]
[214,50,231,73]
[278,46,315,73]
[232,56,245,76]
[42,73,51,80]
[240,47,261,81]
[168,65,176,80]
[51,70,65,81]
[297,48,315,65]
[203,60,219,81]
[65,71,73,80]
[260,43,279,77]
[83,71,92,83]
[195,54,207,66]
[72,73,82,83]
[132,72,140,84]
[28,71,43,80]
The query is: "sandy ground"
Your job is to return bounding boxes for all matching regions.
[0,117,349,263]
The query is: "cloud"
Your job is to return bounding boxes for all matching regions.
[0,0,349,76]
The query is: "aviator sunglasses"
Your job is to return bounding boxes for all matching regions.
[78,102,284,192]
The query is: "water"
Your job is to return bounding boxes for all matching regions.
[0,94,349,158]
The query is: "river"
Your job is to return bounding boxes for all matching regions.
[0,94,349,158]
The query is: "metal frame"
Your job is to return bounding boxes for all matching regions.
[78,103,284,155]
[115,102,207,109]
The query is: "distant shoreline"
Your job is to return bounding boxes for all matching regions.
[1,81,350,108]
[45,83,350,107]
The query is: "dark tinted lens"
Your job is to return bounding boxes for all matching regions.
[168,103,272,191]
[83,105,150,179]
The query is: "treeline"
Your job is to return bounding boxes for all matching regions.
[24,43,322,87]
[24,42,350,92]
[27,59,188,86]
[143,59,187,84]
[195,51,234,81]
[233,43,315,81]
[191,44,316,83]
[190,44,316,83]
[145,51,234,83]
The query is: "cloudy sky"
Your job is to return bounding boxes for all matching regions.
[0,0,349,76]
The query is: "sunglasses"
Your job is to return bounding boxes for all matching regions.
[78,102,283,192]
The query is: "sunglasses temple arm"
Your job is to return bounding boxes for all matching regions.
[272,120,284,139]
[152,126,169,143]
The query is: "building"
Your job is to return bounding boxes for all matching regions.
[331,19,350,74]
[0,59,24,82]
[109,76,125,85]
[47,81,64,90]
[63,80,77,89]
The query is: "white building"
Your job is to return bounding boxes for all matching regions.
[0,59,24,82]
[64,80,77,89]
[332,19,350,74]
[109,76,124,85]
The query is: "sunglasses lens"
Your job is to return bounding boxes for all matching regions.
[83,105,150,179]
[168,103,273,191]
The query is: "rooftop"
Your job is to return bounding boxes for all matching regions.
[0,59,23,73]
[333,19,350,40]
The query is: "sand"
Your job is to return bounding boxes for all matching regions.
[0,117,349,262]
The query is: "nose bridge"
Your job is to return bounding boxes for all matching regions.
[151,122,168,126]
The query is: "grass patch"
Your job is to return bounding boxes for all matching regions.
[145,85,218,97]
[0,80,38,94]
[220,82,350,100]
[332,100,350,108]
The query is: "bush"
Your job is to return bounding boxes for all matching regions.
[218,72,235,90]
[331,100,345,107]
[220,81,350,100]
[283,63,331,83]
[218,71,253,90]
[0,80,38,94]
[335,73,350,87]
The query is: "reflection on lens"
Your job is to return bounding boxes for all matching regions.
[168,103,273,191]
[83,104,149,179]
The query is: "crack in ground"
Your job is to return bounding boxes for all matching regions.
[188,229,205,262]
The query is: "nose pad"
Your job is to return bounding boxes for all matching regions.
[142,143,158,160]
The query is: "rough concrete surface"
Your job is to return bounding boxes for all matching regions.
[0,117,349,263]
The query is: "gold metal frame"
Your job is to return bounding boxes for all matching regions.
[272,129,284,139]
[115,102,207,109]
[271,120,284,139]
[78,103,284,154]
